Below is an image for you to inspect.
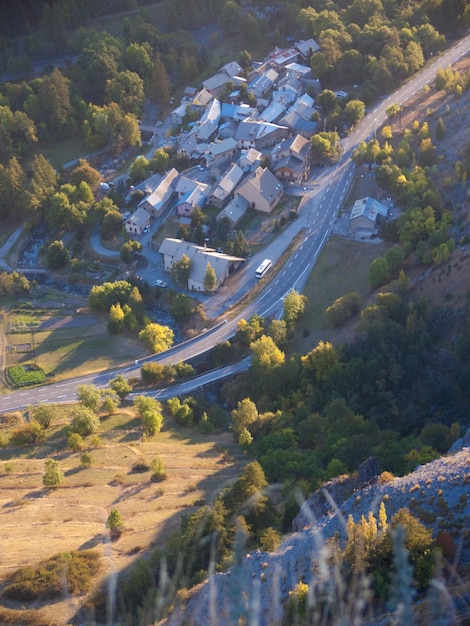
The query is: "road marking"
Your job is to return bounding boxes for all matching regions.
[57,395,66,399]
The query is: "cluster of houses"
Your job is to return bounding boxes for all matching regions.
[123,38,389,292]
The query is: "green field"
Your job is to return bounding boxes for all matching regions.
[2,297,148,387]
[291,237,388,354]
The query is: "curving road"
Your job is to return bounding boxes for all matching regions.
[0,32,469,414]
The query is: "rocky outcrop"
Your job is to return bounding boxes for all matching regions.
[162,448,470,626]
[292,456,379,532]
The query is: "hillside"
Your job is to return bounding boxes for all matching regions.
[163,434,470,626]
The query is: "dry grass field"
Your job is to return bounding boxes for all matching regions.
[0,407,245,624]
[1,294,149,389]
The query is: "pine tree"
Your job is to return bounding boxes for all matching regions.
[150,53,171,107]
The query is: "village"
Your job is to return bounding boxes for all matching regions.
[121,37,390,293]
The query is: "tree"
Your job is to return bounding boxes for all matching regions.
[171,254,192,288]
[142,410,163,436]
[106,508,124,539]
[133,395,162,419]
[68,432,84,452]
[283,290,307,331]
[325,292,362,327]
[46,240,69,268]
[28,403,58,429]
[29,154,58,220]
[76,385,102,413]
[43,458,64,488]
[232,398,258,434]
[150,148,170,173]
[343,99,366,128]
[68,159,101,192]
[138,323,174,353]
[70,407,100,436]
[109,375,132,401]
[203,262,217,292]
[250,335,285,370]
[369,256,391,288]
[301,340,340,382]
[108,302,125,334]
[150,52,171,107]
[104,70,145,116]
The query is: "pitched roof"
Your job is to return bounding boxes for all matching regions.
[191,87,213,107]
[220,61,243,78]
[217,196,249,224]
[294,38,320,57]
[126,206,150,229]
[350,197,389,222]
[207,137,238,157]
[238,166,283,203]
[158,238,245,287]
[139,168,178,212]
[210,163,244,201]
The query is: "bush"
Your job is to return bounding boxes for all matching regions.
[107,508,124,540]
[325,292,361,327]
[42,459,64,488]
[80,452,93,467]
[3,550,100,601]
[68,432,84,451]
[150,455,167,481]
[10,422,44,446]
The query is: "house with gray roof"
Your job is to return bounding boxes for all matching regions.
[138,168,178,217]
[176,184,208,217]
[235,166,284,214]
[189,98,221,142]
[125,206,151,235]
[207,163,244,208]
[203,64,246,98]
[171,103,187,127]
[217,196,249,229]
[235,119,290,150]
[239,147,262,172]
[271,134,311,183]
[248,67,279,99]
[349,197,389,235]
[158,238,245,292]
[177,135,204,160]
[202,137,238,168]
[294,38,320,61]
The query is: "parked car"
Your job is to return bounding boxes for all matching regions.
[143,226,150,234]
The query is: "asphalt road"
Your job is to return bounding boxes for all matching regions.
[1,32,469,414]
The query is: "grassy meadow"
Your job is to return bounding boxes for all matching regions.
[2,295,148,389]
[290,237,388,354]
[0,405,245,625]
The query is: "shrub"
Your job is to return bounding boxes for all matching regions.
[3,550,100,600]
[42,459,64,488]
[10,422,45,447]
[325,292,361,327]
[379,471,395,484]
[107,508,124,540]
[80,452,93,467]
[150,455,167,481]
[68,432,84,452]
